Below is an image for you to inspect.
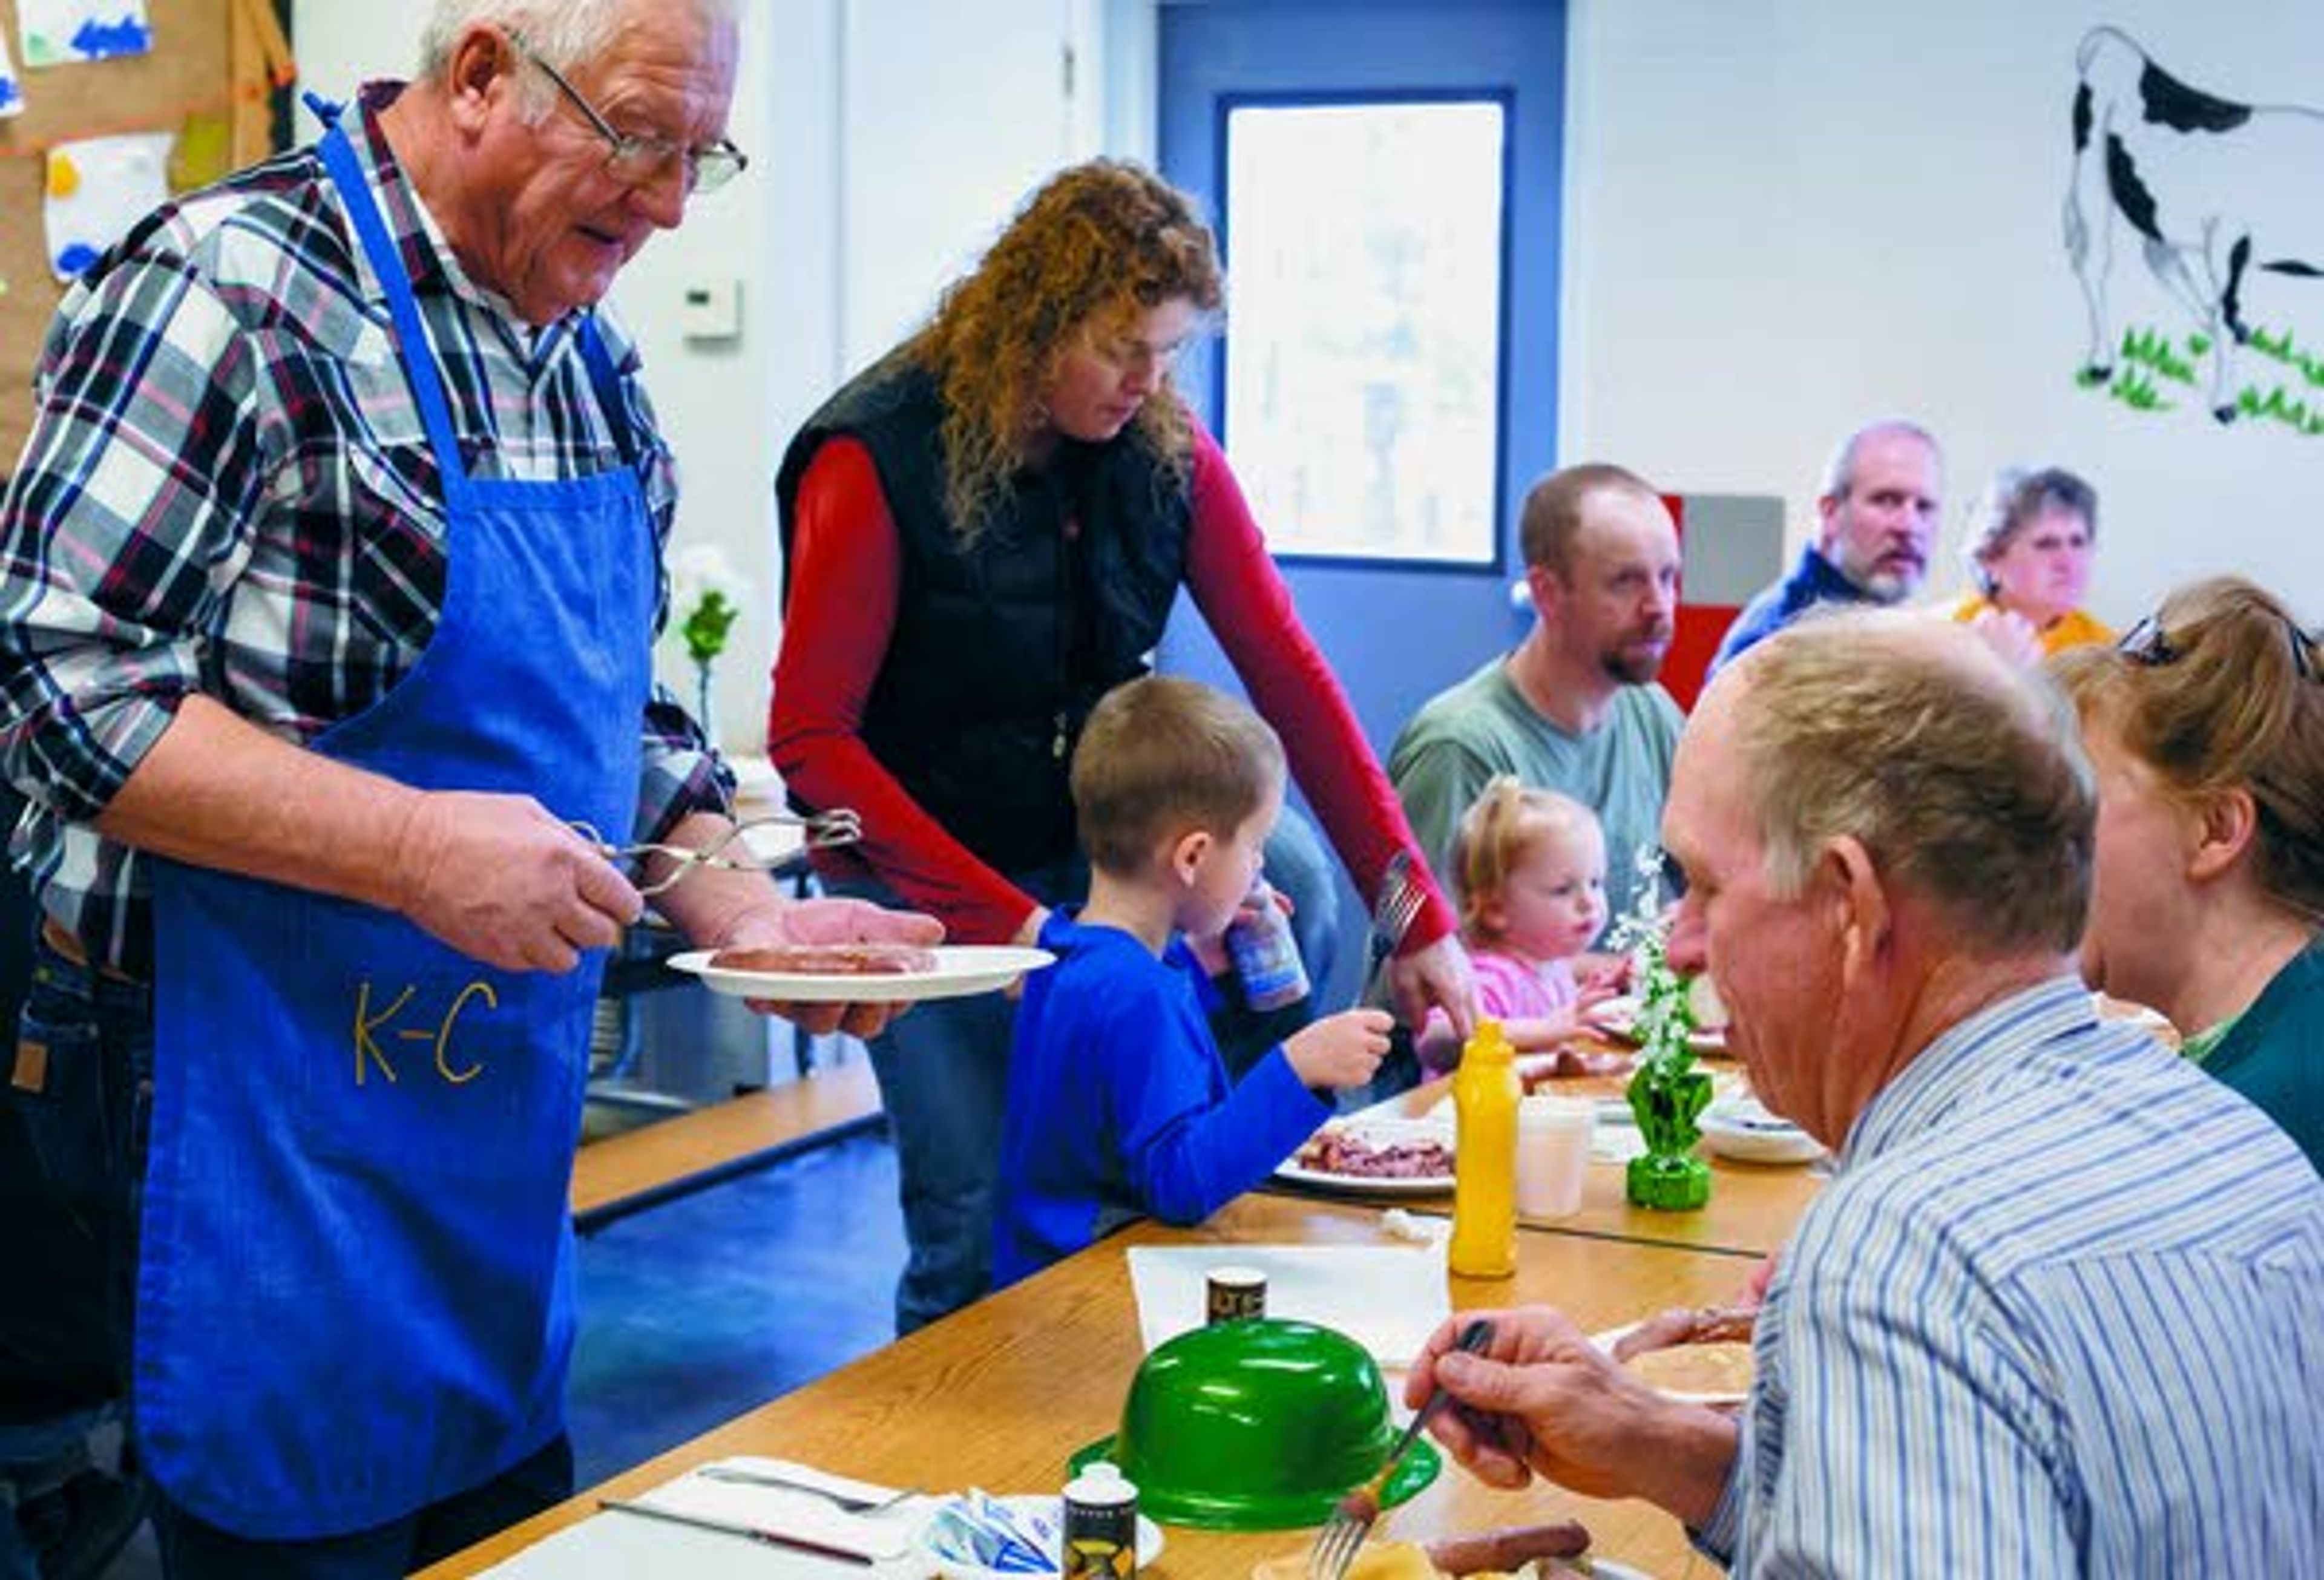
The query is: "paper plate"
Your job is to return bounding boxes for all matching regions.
[1592,1322,1753,1406]
[668,945,1054,1003]
[1696,1099,1823,1165]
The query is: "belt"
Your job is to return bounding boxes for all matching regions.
[38,916,145,985]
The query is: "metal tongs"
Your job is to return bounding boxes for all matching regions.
[573,809,862,896]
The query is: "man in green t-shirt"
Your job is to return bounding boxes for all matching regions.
[1388,464,1684,938]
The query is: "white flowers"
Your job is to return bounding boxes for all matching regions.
[668,542,750,666]
[1609,844,1696,1064]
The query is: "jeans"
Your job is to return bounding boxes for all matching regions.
[1264,804,1344,1009]
[0,1409,100,1580]
[3,933,151,1423]
[828,856,1085,1334]
[2,934,152,1575]
[150,1434,571,1579]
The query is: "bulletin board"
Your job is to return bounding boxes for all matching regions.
[0,0,292,470]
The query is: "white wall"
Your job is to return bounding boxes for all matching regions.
[1560,0,2324,623]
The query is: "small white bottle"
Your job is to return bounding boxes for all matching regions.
[1061,1461,1138,1580]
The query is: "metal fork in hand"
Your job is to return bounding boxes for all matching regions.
[574,808,862,896]
[1305,1318,1492,1580]
[1366,850,1424,986]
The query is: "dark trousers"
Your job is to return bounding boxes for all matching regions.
[2,931,151,1422]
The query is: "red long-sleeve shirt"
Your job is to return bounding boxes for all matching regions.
[769,421,1454,951]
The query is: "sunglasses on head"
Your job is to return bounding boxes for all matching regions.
[2118,610,2317,681]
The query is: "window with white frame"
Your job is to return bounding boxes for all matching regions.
[1220,96,1508,565]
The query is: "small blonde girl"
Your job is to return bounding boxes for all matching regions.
[1422,776,1618,1073]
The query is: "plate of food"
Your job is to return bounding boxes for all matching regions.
[1517,1047,1634,1087]
[1696,1097,1823,1165]
[1276,1118,1456,1195]
[668,944,1054,1003]
[1592,1321,1755,1406]
[1252,1531,1647,1580]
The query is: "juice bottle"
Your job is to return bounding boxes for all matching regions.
[1449,1018,1520,1278]
[1224,879,1309,1011]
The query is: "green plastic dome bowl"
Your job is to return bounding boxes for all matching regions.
[1070,1318,1440,1530]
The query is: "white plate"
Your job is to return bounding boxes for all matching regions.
[668,945,1054,1003]
[1274,1116,1455,1196]
[1696,1099,1824,1165]
[1590,1322,1753,1406]
[1272,1160,1454,1196]
[914,1494,1162,1580]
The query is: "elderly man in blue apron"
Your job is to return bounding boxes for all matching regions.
[0,2,938,1573]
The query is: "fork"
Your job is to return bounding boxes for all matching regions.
[1305,1318,1493,1580]
[695,1464,920,1513]
[573,810,862,896]
[1366,850,1424,985]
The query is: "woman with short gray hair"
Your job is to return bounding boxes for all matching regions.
[1948,465,2113,654]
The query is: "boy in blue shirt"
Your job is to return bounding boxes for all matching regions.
[992,677,1393,1285]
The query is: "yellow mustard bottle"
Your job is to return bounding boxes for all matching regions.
[1449,1017,1520,1279]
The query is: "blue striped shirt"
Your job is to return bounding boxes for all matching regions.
[1698,977,2324,1576]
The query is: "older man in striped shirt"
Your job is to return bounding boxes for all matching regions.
[1410,610,2322,1575]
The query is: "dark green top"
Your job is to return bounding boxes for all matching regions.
[2204,934,2323,1173]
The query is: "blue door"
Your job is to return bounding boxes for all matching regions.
[1157,0,1565,749]
[1157,0,1566,996]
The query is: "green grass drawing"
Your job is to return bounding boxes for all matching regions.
[2118,327,2198,384]
[2109,367,2173,411]
[2078,323,2324,433]
[2246,326,2324,389]
[2235,384,2324,436]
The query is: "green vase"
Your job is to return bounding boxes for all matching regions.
[1625,1062,1713,1211]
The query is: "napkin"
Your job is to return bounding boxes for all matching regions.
[1127,1244,1449,1365]
[476,1457,929,1579]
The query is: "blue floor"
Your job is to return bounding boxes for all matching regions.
[99,1125,907,1575]
[568,1127,907,1485]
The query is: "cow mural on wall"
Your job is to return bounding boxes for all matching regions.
[2066,25,2324,433]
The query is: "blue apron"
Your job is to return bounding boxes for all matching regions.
[137,114,655,1539]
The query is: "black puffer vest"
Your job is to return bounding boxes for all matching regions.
[776,359,1193,873]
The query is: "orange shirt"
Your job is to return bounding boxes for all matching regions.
[1948,593,2116,655]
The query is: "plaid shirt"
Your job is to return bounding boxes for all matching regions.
[0,85,729,977]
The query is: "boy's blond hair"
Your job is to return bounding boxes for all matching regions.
[1449,776,1601,941]
[1071,677,1284,875]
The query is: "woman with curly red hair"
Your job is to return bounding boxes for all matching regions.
[770,160,1471,1331]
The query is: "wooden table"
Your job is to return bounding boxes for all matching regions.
[1285,1067,1822,1260]
[422,1193,1759,1579]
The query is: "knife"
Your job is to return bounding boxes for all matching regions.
[599,1497,879,1565]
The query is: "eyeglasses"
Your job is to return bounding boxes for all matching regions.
[2119,611,2316,681]
[510,33,748,195]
